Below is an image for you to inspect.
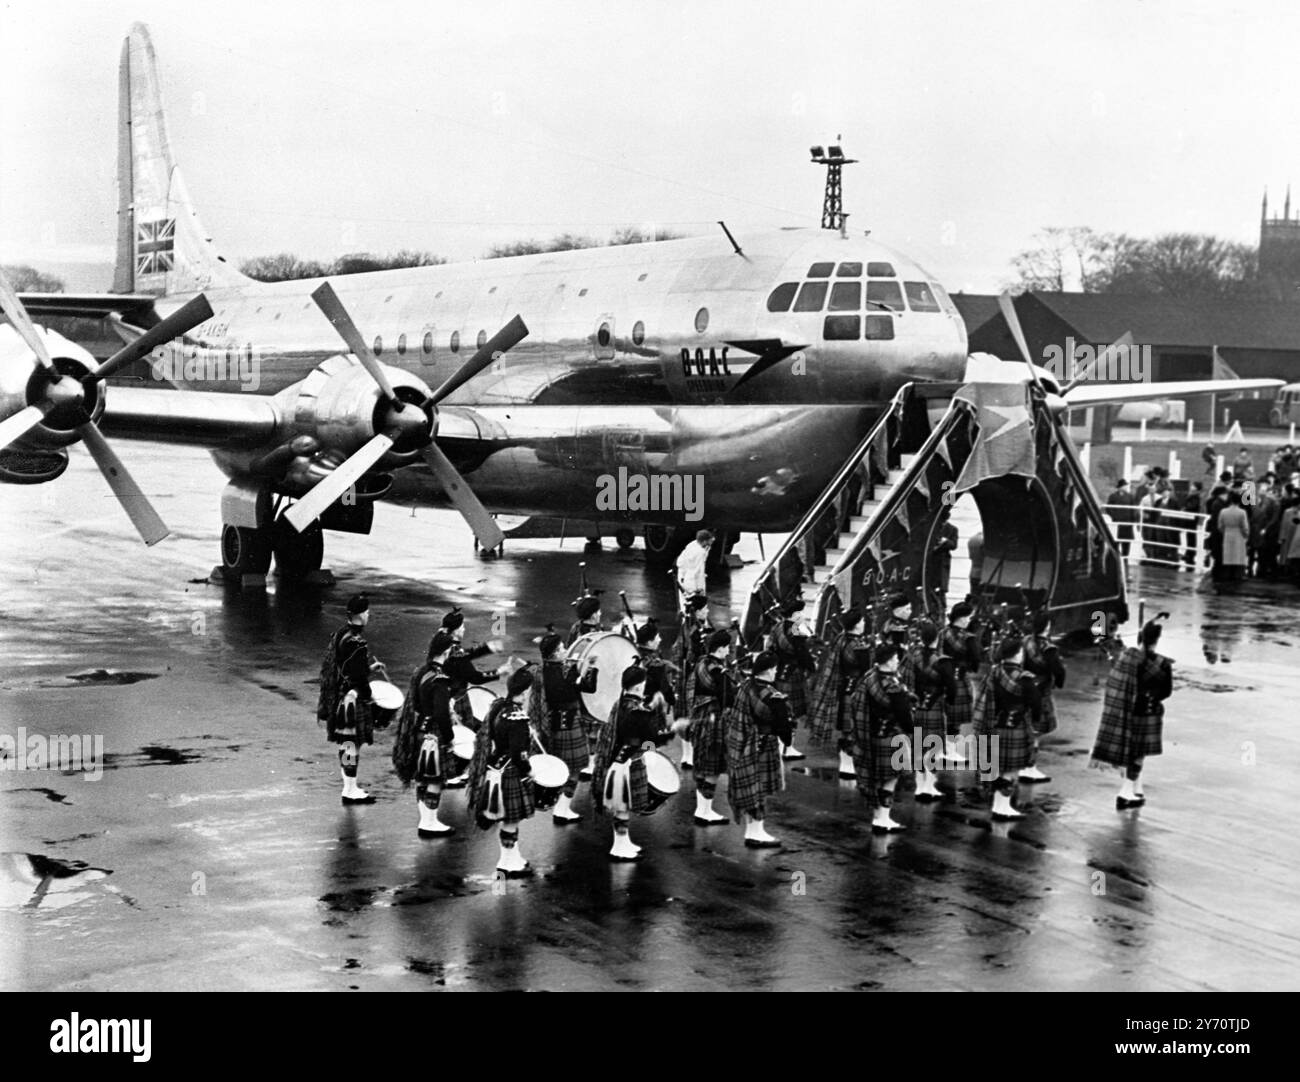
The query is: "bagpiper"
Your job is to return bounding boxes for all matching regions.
[634,618,678,729]
[390,629,458,836]
[591,664,689,861]
[807,606,872,778]
[906,618,957,801]
[724,651,792,848]
[466,668,541,876]
[674,591,712,769]
[1020,612,1066,783]
[566,594,604,647]
[974,637,1043,820]
[1091,619,1173,809]
[850,642,914,832]
[316,593,387,805]
[940,602,982,765]
[528,631,598,824]
[685,628,736,824]
[440,608,507,786]
[770,598,817,761]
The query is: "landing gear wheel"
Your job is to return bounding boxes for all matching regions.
[272,516,324,580]
[643,524,694,568]
[614,527,636,550]
[221,524,272,576]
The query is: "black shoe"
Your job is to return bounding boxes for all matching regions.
[679,761,694,771]
[342,794,376,805]
[744,837,781,848]
[500,864,533,878]
[552,814,582,826]
[913,791,943,803]
[417,826,455,838]
[693,815,730,826]
[578,770,592,782]
[442,775,468,789]
[1116,796,1145,810]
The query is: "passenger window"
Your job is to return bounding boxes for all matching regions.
[867,261,896,277]
[836,262,863,277]
[867,281,904,311]
[829,281,861,312]
[904,281,941,312]
[632,320,646,346]
[823,315,860,340]
[766,282,799,312]
[863,314,895,340]
[422,332,434,354]
[373,336,383,356]
[397,333,407,355]
[807,262,834,278]
[450,331,460,353]
[477,329,487,349]
[793,281,829,312]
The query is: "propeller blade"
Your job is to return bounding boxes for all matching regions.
[0,403,54,452]
[421,441,504,550]
[1061,332,1134,396]
[88,294,214,384]
[426,315,528,406]
[310,281,400,405]
[0,268,59,375]
[284,433,394,532]
[997,291,1038,374]
[76,422,169,545]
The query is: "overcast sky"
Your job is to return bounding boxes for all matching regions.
[3,0,1299,292]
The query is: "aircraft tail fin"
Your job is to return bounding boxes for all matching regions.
[113,23,247,296]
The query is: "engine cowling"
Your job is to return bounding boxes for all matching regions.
[0,324,104,453]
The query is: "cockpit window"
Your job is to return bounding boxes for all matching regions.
[766,282,799,312]
[807,262,835,278]
[904,281,941,312]
[930,282,959,315]
[823,315,860,340]
[793,281,829,312]
[836,261,863,277]
[867,261,896,277]
[863,314,895,340]
[828,281,861,312]
[866,281,903,311]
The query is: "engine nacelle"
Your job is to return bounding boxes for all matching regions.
[274,353,434,466]
[0,324,104,450]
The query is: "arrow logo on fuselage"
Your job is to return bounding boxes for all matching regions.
[724,339,809,391]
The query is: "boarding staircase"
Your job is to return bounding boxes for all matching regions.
[741,379,1128,646]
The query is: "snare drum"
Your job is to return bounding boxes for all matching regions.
[528,753,569,810]
[641,749,681,814]
[369,679,403,728]
[566,632,639,721]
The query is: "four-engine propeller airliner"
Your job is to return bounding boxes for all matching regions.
[0,23,1279,582]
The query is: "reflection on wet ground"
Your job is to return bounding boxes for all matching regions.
[1,443,1298,990]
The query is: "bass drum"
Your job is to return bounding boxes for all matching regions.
[566,631,639,722]
[461,685,497,731]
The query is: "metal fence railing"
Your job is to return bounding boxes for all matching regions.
[1100,502,1208,569]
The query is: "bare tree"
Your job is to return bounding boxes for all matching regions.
[2,264,65,292]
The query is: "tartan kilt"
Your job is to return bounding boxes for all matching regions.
[687,703,728,777]
[726,729,784,818]
[772,671,808,721]
[914,700,946,742]
[1033,692,1058,736]
[545,725,590,777]
[949,673,974,733]
[414,735,451,785]
[991,718,1034,773]
[1091,711,1163,770]
[580,708,604,742]
[475,761,535,826]
[328,695,375,746]
[853,732,907,793]
[971,672,994,736]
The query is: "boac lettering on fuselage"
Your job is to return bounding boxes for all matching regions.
[681,346,731,394]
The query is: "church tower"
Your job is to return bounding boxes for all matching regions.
[1260,186,1300,298]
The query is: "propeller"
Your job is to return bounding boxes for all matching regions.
[285,282,528,550]
[997,291,1047,395]
[1061,332,1134,397]
[0,267,212,544]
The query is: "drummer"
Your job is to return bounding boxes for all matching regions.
[770,598,817,761]
[566,595,604,647]
[317,593,388,806]
[390,630,458,837]
[441,608,509,786]
[686,628,736,825]
[591,664,690,861]
[634,618,677,729]
[465,668,540,876]
[530,632,599,824]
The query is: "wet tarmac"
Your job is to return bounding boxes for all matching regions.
[2,443,1298,991]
